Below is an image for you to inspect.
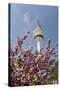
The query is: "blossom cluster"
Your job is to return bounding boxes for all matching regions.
[9,32,58,86]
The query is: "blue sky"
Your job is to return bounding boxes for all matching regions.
[10,4,58,51]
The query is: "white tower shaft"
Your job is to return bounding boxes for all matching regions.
[37,41,40,53]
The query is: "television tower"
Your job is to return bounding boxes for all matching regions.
[33,19,44,53]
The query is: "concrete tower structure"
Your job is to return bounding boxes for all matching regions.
[33,19,44,53]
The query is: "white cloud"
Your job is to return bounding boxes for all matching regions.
[23,12,36,34]
[24,12,31,25]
